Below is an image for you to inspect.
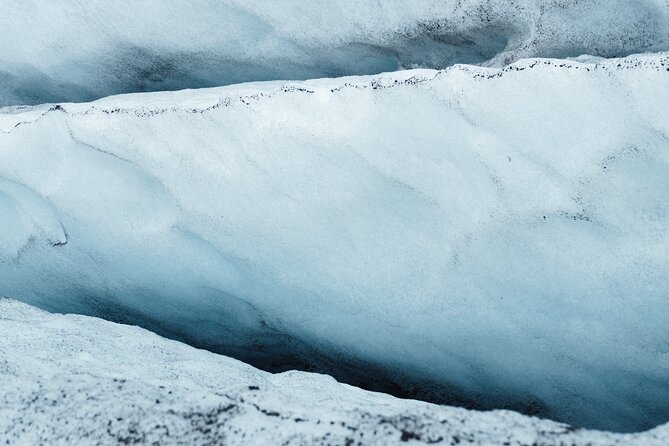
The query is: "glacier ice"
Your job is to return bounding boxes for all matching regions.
[1,0,669,106]
[1,53,669,432]
[3,297,669,445]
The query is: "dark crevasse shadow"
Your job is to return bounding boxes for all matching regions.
[25,277,667,435]
[31,283,556,431]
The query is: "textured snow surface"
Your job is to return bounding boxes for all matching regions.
[2,298,669,446]
[1,53,669,432]
[2,0,669,106]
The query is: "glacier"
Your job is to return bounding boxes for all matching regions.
[2,0,669,106]
[3,297,669,445]
[1,53,668,432]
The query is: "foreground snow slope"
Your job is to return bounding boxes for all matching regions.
[1,53,669,431]
[1,0,669,105]
[2,298,668,445]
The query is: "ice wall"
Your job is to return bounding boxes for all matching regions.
[1,0,668,106]
[1,54,668,431]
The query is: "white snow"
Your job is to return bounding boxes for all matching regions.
[2,298,669,445]
[1,53,668,432]
[1,0,668,105]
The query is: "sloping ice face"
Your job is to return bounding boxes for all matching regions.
[1,0,668,106]
[1,54,668,432]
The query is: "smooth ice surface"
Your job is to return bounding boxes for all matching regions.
[1,0,669,106]
[1,54,669,432]
[3,298,669,445]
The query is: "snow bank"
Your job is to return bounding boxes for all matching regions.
[1,0,668,106]
[2,298,668,445]
[1,54,669,431]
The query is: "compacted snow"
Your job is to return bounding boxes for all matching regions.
[2,298,669,445]
[1,53,668,432]
[1,0,669,105]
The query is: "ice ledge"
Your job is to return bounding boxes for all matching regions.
[1,298,668,445]
[2,52,668,119]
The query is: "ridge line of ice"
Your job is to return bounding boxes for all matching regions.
[2,52,667,123]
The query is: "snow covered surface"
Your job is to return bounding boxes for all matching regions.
[2,0,669,106]
[1,53,669,432]
[2,298,669,445]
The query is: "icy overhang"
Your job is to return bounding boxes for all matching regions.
[1,0,668,106]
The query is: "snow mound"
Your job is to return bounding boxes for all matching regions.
[0,178,67,260]
[1,0,669,106]
[1,53,669,432]
[2,298,668,445]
